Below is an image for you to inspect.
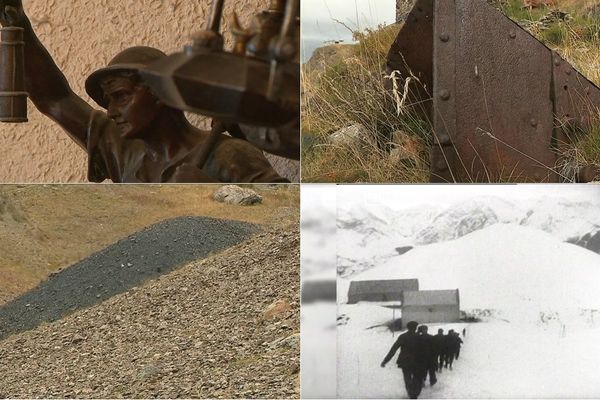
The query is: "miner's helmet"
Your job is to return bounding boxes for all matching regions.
[85,46,167,109]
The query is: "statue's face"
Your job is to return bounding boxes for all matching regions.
[101,75,161,139]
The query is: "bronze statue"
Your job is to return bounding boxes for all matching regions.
[0,1,293,183]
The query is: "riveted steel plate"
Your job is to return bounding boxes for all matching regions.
[432,0,558,182]
[552,52,600,150]
[430,0,459,182]
[388,0,600,182]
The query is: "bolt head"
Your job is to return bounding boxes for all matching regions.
[530,118,538,127]
[509,31,516,39]
[439,90,451,101]
[554,58,561,66]
[440,33,450,42]
[435,158,448,171]
[437,133,450,145]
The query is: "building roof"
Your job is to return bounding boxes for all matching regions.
[348,279,419,295]
[401,290,459,306]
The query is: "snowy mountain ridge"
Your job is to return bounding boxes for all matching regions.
[337,196,600,275]
[344,223,600,315]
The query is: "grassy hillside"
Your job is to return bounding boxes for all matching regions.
[0,185,298,304]
[301,0,600,182]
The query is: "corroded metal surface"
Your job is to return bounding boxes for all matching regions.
[386,0,433,117]
[388,0,600,183]
[434,0,557,182]
[552,52,600,147]
[431,0,459,182]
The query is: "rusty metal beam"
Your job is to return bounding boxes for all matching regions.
[387,0,600,183]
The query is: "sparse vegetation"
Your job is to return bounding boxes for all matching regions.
[301,25,431,183]
[302,0,600,182]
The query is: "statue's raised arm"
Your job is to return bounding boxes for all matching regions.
[0,0,93,148]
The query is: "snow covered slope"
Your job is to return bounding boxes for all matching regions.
[337,197,600,277]
[344,224,600,317]
[337,204,439,277]
[338,223,600,398]
[338,197,600,246]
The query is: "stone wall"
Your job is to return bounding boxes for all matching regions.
[0,0,299,183]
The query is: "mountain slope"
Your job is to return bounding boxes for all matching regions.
[336,196,600,277]
[345,224,600,316]
[0,185,299,304]
[0,227,300,399]
[0,216,258,340]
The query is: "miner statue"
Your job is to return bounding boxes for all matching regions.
[0,1,291,183]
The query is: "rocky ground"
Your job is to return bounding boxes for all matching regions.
[0,226,299,398]
[0,216,258,341]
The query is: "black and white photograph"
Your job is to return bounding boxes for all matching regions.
[334,185,600,398]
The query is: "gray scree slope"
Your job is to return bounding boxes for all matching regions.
[0,216,258,340]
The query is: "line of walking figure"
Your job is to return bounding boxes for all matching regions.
[381,321,465,399]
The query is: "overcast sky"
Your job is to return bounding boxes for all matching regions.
[336,185,600,211]
[301,0,396,62]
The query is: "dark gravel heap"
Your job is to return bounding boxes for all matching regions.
[0,216,258,340]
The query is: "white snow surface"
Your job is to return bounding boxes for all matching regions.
[345,224,600,317]
[337,223,600,398]
[338,304,600,398]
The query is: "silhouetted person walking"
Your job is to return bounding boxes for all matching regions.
[433,328,446,373]
[451,331,464,360]
[417,325,437,387]
[381,321,424,399]
[462,328,466,338]
[445,330,457,370]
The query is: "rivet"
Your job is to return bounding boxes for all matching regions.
[440,33,450,42]
[437,133,450,145]
[436,158,448,171]
[509,31,516,39]
[554,58,561,66]
[439,90,451,101]
[530,118,538,127]
[565,69,571,76]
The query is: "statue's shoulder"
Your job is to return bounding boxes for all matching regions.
[212,133,265,158]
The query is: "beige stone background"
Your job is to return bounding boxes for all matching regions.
[0,0,299,183]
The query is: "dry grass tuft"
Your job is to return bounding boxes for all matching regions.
[301,25,432,183]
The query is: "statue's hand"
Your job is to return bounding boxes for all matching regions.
[0,0,25,27]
